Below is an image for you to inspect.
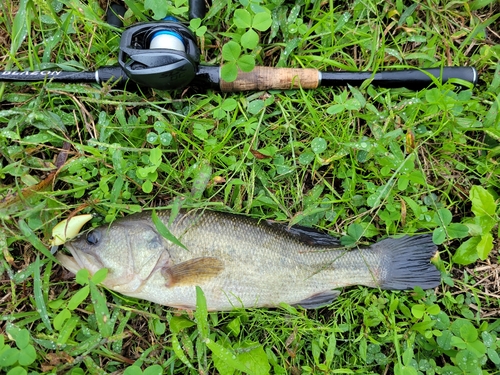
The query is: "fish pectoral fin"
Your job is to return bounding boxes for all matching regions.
[162,257,224,287]
[294,290,341,309]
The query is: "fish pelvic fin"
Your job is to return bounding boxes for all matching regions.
[162,257,224,287]
[375,234,441,290]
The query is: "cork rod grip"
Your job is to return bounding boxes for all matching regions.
[219,67,320,92]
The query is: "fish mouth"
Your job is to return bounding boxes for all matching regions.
[56,242,105,276]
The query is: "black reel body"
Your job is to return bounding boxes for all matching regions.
[118,21,200,90]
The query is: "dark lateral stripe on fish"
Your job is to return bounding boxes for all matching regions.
[374,234,441,290]
[263,220,341,247]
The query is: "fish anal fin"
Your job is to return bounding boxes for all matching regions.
[162,257,224,287]
[294,290,340,309]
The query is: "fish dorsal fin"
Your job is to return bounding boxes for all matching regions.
[294,290,340,309]
[162,257,224,287]
[265,221,341,247]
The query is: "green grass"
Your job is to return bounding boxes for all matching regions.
[1,0,499,374]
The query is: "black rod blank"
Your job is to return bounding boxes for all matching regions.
[0,65,478,91]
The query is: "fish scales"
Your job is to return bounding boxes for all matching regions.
[57,209,441,311]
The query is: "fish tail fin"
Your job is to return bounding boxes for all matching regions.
[374,234,441,290]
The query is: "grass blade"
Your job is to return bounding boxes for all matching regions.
[33,256,53,332]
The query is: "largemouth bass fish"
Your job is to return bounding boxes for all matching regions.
[57,209,440,311]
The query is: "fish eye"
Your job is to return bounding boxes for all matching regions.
[86,230,101,245]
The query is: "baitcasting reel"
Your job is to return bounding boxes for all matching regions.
[118,20,201,90]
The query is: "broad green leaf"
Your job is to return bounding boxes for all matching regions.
[92,268,109,284]
[221,62,238,82]
[54,308,71,331]
[456,350,479,372]
[477,233,493,260]
[470,0,497,10]
[450,336,467,349]
[68,285,90,310]
[326,104,345,114]
[348,86,367,108]
[13,329,30,350]
[241,29,259,50]
[144,0,168,19]
[222,41,241,62]
[123,365,143,375]
[435,208,452,226]
[344,98,362,111]
[347,223,364,241]
[398,3,418,26]
[411,304,426,319]
[446,223,469,239]
[248,99,264,115]
[487,348,500,364]
[477,215,497,233]
[236,343,270,375]
[460,324,478,342]
[7,366,28,375]
[147,132,158,144]
[432,227,446,245]
[17,345,36,366]
[193,123,209,139]
[190,18,202,29]
[213,350,237,375]
[452,237,480,265]
[237,55,255,72]
[234,9,252,28]
[451,319,475,338]
[152,318,166,335]
[152,210,188,250]
[159,132,172,146]
[144,365,164,375]
[169,316,196,334]
[221,98,238,111]
[397,365,418,375]
[0,347,19,367]
[75,269,90,285]
[299,151,315,165]
[481,331,495,347]
[466,340,486,358]
[440,365,462,375]
[427,304,440,315]
[470,185,496,217]
[311,137,327,154]
[206,339,254,374]
[136,165,157,178]
[252,12,272,31]
[149,147,162,166]
[56,316,79,346]
[227,317,241,336]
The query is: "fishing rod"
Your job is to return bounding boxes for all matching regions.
[0,4,478,92]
